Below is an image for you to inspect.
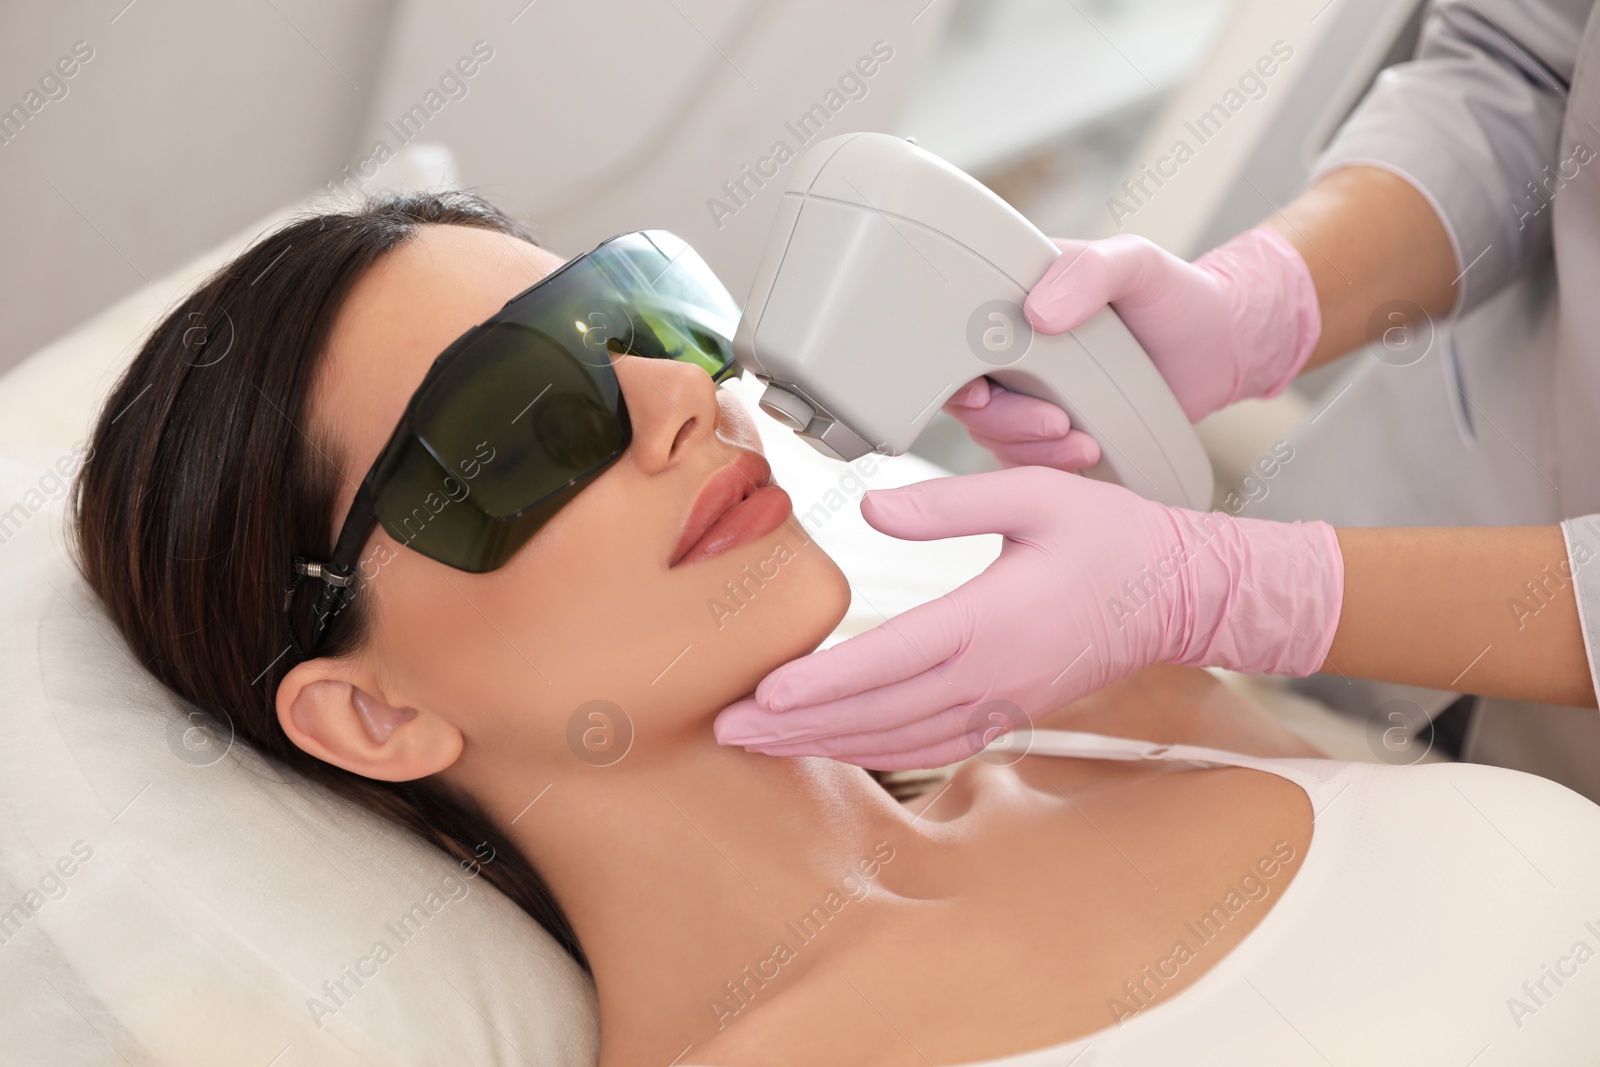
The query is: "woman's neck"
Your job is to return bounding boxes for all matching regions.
[466,720,943,1061]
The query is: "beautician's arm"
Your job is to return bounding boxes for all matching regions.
[1133,166,1592,702]
[1142,164,1594,699]
[1263,165,1459,371]
[1325,526,1596,707]
[1281,0,1588,357]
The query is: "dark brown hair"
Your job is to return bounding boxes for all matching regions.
[68,189,585,970]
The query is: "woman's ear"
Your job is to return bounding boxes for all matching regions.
[275,658,462,781]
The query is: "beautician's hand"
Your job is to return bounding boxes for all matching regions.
[941,376,1103,471]
[714,467,1343,771]
[941,226,1321,465]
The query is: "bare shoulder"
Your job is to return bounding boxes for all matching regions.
[902,666,1321,823]
[1030,665,1326,758]
[694,672,1321,1065]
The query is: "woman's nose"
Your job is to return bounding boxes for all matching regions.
[610,354,722,474]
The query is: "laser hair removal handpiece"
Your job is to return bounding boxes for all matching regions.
[733,131,1214,510]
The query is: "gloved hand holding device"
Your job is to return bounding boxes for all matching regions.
[943,225,1321,467]
[715,142,1336,769]
[713,465,1343,770]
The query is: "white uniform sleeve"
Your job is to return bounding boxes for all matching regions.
[1311,0,1595,313]
[1560,515,1600,708]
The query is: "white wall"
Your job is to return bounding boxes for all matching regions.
[0,0,955,376]
[0,0,395,375]
[343,0,948,304]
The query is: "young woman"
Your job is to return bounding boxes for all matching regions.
[71,191,1600,1064]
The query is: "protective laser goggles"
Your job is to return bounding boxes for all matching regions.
[286,229,741,655]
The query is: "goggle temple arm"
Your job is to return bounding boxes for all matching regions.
[285,484,379,658]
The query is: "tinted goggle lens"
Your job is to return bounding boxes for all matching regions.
[370,231,738,572]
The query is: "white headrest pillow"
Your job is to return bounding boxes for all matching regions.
[0,198,603,1064]
[0,453,600,1063]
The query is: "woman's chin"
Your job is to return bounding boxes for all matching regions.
[704,534,850,702]
[774,532,852,649]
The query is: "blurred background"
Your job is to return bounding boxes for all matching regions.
[1,0,1426,457]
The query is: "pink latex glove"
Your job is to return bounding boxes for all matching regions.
[942,375,1104,471]
[942,225,1321,466]
[713,466,1342,771]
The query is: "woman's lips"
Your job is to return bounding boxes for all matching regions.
[670,450,792,567]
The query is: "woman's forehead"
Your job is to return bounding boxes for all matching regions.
[313,225,564,505]
[330,226,561,386]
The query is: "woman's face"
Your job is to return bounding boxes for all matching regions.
[287,223,851,778]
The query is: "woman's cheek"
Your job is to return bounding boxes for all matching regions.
[698,532,848,650]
